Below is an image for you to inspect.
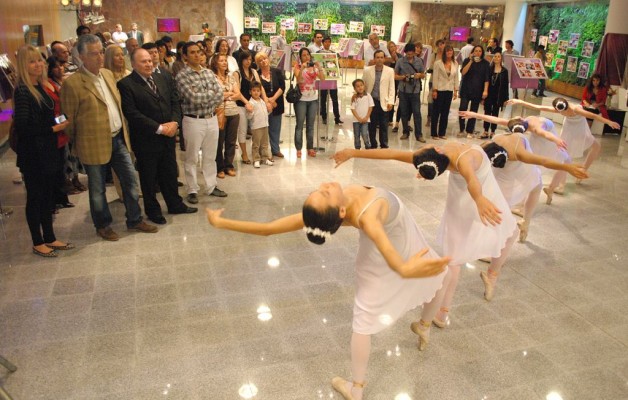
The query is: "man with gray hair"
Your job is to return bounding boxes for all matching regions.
[61,34,158,240]
[124,37,139,70]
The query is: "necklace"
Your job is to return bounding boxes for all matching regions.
[491,71,500,86]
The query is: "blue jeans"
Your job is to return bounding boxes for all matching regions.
[353,122,370,149]
[268,113,283,155]
[294,99,318,151]
[83,134,142,229]
[399,91,422,138]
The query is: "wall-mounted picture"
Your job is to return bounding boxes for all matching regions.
[297,23,312,35]
[281,18,295,30]
[244,17,259,29]
[538,35,548,48]
[370,25,385,37]
[566,56,578,72]
[577,61,590,79]
[330,24,345,35]
[554,58,565,73]
[530,28,538,43]
[313,19,329,30]
[548,30,560,44]
[557,40,568,56]
[291,41,306,51]
[581,41,594,57]
[348,21,364,33]
[262,22,277,34]
[568,33,580,49]
[545,53,554,67]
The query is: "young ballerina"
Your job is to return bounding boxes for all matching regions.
[332,144,517,333]
[206,183,450,400]
[506,98,620,192]
[480,119,589,242]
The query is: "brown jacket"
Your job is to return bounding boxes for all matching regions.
[60,68,131,165]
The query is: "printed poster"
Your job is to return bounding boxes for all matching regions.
[244,17,259,29]
[330,24,345,35]
[312,52,341,79]
[262,22,277,34]
[370,25,385,37]
[545,53,554,67]
[568,33,580,49]
[297,23,312,35]
[581,41,594,57]
[577,61,590,79]
[281,18,295,30]
[530,28,538,43]
[566,56,578,72]
[513,57,548,79]
[349,40,363,57]
[538,35,548,48]
[269,50,284,68]
[349,21,364,33]
[291,41,306,52]
[554,58,565,73]
[557,40,568,56]
[313,19,328,30]
[548,30,560,44]
[338,38,351,53]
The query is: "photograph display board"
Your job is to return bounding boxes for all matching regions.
[512,57,549,80]
[311,52,341,80]
[337,38,354,58]
[244,17,259,29]
[291,41,306,52]
[577,61,590,79]
[314,19,329,30]
[508,56,539,89]
[581,41,594,57]
[348,21,364,33]
[349,40,364,58]
[297,23,312,35]
[269,50,285,69]
[370,25,385,37]
[281,18,295,30]
[554,58,565,73]
[530,29,538,43]
[262,22,277,34]
[331,24,346,35]
[568,33,580,49]
[566,56,578,72]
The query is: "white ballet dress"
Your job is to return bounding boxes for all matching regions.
[560,105,596,159]
[526,117,570,165]
[352,188,448,335]
[437,145,517,266]
[492,133,542,207]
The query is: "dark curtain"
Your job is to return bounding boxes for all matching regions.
[595,33,628,86]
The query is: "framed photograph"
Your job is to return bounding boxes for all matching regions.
[581,41,594,57]
[370,25,385,37]
[262,22,277,34]
[530,28,538,43]
[281,18,295,30]
[538,36,548,48]
[297,23,312,35]
[313,19,328,31]
[554,58,565,73]
[557,40,568,56]
[513,57,548,80]
[269,50,285,68]
[349,40,364,57]
[244,17,259,29]
[568,33,580,49]
[291,41,306,52]
[577,61,590,79]
[545,53,554,67]
[330,24,345,35]
[348,21,364,33]
[548,30,560,44]
[566,56,578,72]
[312,52,341,79]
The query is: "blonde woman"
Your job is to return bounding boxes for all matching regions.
[13,45,73,257]
[104,45,130,81]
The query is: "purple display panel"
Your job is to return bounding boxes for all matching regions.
[157,18,180,33]
[506,55,540,90]
[449,27,470,43]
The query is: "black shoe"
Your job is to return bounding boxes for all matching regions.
[335,119,343,125]
[169,206,198,215]
[408,126,413,132]
[400,134,409,140]
[392,127,399,133]
[210,187,228,197]
[56,202,75,209]
[380,145,389,149]
[148,215,167,225]
[186,193,198,204]
[177,181,184,187]
[322,118,327,125]
[417,136,426,143]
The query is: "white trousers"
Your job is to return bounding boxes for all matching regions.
[182,116,219,195]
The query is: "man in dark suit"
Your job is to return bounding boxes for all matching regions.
[117,48,197,225]
[127,23,144,46]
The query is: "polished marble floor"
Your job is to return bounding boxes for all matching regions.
[1,87,627,400]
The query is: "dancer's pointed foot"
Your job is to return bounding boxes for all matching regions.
[433,307,450,329]
[543,187,553,205]
[331,377,364,400]
[511,208,524,218]
[554,184,565,195]
[517,219,529,242]
[410,319,431,351]
[480,270,497,301]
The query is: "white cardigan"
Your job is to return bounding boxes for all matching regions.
[432,59,460,92]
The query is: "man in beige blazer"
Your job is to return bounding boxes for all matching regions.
[61,34,157,241]
[362,50,395,148]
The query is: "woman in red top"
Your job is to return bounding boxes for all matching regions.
[581,74,609,124]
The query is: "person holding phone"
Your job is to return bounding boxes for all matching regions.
[293,47,325,158]
[458,45,490,138]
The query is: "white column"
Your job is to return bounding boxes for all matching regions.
[225,0,243,37]
[502,0,527,54]
[391,0,412,43]
[606,0,628,34]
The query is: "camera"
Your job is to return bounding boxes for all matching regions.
[405,74,415,83]
[308,61,315,67]
[55,114,67,124]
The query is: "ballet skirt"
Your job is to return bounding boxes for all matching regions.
[560,105,596,159]
[492,133,542,207]
[352,188,448,335]
[526,117,570,165]
[437,145,517,266]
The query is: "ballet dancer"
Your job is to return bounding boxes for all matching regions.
[206,183,450,400]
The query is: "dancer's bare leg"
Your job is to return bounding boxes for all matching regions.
[518,185,541,242]
[481,229,519,301]
[412,270,454,350]
[544,170,566,205]
[579,140,601,182]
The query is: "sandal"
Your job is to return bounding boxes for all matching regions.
[33,247,58,258]
[241,159,252,165]
[45,242,75,251]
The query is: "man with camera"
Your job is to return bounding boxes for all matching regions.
[394,43,426,142]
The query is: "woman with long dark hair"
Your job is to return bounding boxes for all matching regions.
[294,47,325,158]
[430,44,458,139]
[581,73,609,125]
[458,45,490,138]
[480,51,509,139]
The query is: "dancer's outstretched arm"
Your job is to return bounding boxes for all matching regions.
[331,148,418,168]
[457,155,502,226]
[506,98,555,113]
[206,209,304,236]
[530,125,568,151]
[459,110,509,127]
[573,107,621,129]
[515,146,589,179]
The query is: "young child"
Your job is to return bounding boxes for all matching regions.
[350,79,374,150]
[247,81,273,168]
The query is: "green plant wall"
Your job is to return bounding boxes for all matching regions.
[530,1,608,85]
[243,0,393,45]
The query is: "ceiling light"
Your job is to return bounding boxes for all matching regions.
[93,0,101,6]
[82,0,91,6]
[61,0,70,6]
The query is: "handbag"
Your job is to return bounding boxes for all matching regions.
[285,70,301,104]
[217,102,226,130]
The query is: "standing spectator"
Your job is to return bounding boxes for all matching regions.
[14,45,73,257]
[458,45,490,138]
[123,38,139,70]
[385,40,403,130]
[532,45,547,97]
[111,24,128,50]
[175,41,226,203]
[318,36,343,125]
[160,36,176,68]
[214,38,239,76]
[235,52,266,164]
[50,41,78,73]
[71,25,91,67]
[581,73,610,123]
[104,45,130,81]
[308,32,324,54]
[364,33,391,66]
[394,43,426,142]
[426,39,446,129]
[486,38,502,55]
[170,41,187,77]
[363,50,395,148]
[117,48,197,225]
[431,45,459,139]
[503,40,520,99]
[60,34,158,241]
[246,81,274,168]
[481,52,509,139]
[293,47,325,158]
[127,22,144,47]
[233,33,258,69]
[256,52,285,158]
[350,79,374,149]
[458,37,475,63]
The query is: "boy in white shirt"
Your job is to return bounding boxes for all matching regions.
[247,81,274,168]
[350,79,375,149]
